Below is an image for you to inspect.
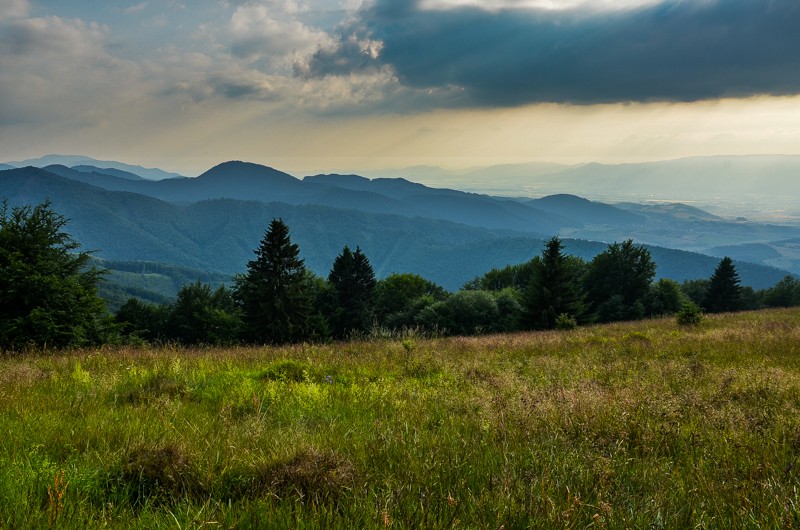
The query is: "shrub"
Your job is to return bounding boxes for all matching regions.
[676,301,704,325]
[256,359,311,382]
[555,313,578,330]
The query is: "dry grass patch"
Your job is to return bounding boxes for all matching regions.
[250,448,358,503]
[112,444,205,507]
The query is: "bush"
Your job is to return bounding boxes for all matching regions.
[676,301,704,325]
[555,313,578,330]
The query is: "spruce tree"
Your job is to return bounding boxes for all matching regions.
[524,237,586,329]
[703,256,743,313]
[328,245,377,338]
[234,219,312,344]
[0,200,109,350]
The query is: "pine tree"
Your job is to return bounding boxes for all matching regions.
[234,219,312,344]
[328,245,377,338]
[0,200,110,350]
[703,256,743,313]
[524,237,586,329]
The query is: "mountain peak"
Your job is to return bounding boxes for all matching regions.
[536,193,592,204]
[198,161,299,184]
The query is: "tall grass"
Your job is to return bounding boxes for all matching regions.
[1,309,800,528]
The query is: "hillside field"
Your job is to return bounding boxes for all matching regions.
[2,310,800,528]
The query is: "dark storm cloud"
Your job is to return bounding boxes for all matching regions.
[310,0,800,105]
[300,34,383,78]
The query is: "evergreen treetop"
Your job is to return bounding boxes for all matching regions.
[704,256,743,313]
[524,237,587,329]
[234,218,312,344]
[328,245,377,338]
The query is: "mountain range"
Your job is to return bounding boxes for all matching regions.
[361,155,800,220]
[4,154,183,181]
[2,156,798,304]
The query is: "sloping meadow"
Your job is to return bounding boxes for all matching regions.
[2,310,800,528]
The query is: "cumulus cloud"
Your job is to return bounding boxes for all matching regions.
[228,2,333,69]
[155,0,404,111]
[0,14,144,124]
[312,0,800,105]
[0,16,108,57]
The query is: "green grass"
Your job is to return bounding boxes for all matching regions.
[2,309,800,528]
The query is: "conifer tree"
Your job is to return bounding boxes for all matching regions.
[524,237,586,329]
[0,200,109,350]
[328,245,377,338]
[234,219,312,344]
[703,256,743,313]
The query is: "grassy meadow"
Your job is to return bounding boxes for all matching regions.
[2,309,800,528]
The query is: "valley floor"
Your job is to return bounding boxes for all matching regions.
[2,309,800,528]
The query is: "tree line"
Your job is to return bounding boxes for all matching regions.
[2,201,800,351]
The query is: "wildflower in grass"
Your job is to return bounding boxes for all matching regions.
[325,374,333,384]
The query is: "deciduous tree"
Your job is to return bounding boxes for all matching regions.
[374,273,447,329]
[167,282,242,345]
[584,239,656,322]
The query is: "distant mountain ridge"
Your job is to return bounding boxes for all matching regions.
[37,162,568,236]
[527,155,800,201]
[4,154,184,181]
[71,165,146,181]
[378,155,800,207]
[0,165,794,291]
[33,159,800,259]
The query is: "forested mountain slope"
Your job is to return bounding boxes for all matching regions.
[0,166,791,291]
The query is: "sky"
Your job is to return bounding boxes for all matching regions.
[2,0,800,176]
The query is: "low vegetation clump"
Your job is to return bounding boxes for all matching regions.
[676,300,704,325]
[1,308,800,527]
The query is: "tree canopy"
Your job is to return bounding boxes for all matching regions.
[6,202,796,349]
[584,239,656,322]
[373,273,448,329]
